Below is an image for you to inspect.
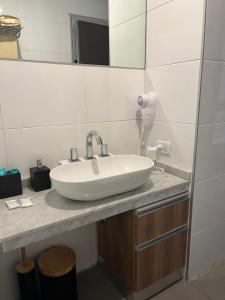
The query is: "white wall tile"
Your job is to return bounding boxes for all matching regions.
[0,0,19,16]
[85,67,144,123]
[19,18,60,53]
[87,120,139,155]
[18,0,61,22]
[109,0,146,27]
[5,125,86,177]
[195,123,225,181]
[148,121,195,172]
[146,60,200,124]
[0,131,7,169]
[59,53,71,64]
[204,0,225,61]
[0,61,86,128]
[110,14,146,69]
[189,218,225,277]
[59,23,72,55]
[147,0,172,11]
[146,0,204,67]
[192,174,225,234]
[199,60,225,124]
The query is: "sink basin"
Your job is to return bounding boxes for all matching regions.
[50,155,154,201]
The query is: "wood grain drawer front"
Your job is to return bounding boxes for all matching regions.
[135,229,187,292]
[136,198,189,245]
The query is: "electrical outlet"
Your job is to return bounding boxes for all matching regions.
[156,140,172,154]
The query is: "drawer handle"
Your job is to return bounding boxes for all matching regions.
[135,225,188,252]
[136,192,189,217]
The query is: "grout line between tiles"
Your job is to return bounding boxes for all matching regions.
[111,12,146,29]
[199,120,225,126]
[5,123,87,130]
[191,215,225,237]
[5,120,144,131]
[205,58,225,64]
[146,58,201,69]
[147,0,173,13]
[88,119,194,126]
[195,170,225,184]
[188,282,213,300]
[155,119,195,126]
[81,119,138,125]
[0,57,145,71]
[195,171,225,184]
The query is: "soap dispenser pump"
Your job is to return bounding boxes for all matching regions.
[30,159,51,192]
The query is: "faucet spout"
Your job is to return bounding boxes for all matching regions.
[86,130,103,159]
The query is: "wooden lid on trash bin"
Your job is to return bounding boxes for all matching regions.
[38,246,76,278]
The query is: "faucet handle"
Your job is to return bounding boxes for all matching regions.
[70,148,79,162]
[100,144,109,157]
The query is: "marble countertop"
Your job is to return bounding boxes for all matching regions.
[0,172,189,253]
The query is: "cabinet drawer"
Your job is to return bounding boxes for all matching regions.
[135,229,188,292]
[135,195,189,245]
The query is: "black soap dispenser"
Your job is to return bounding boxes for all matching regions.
[30,159,51,192]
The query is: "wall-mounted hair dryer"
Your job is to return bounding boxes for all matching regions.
[137,92,158,156]
[137,92,158,130]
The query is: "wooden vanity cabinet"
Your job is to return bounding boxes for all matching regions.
[97,193,189,299]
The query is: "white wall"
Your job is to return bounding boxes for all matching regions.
[145,0,205,172]
[189,0,225,277]
[0,59,144,300]
[0,0,108,63]
[109,0,146,68]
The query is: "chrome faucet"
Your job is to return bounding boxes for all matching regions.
[86,130,103,159]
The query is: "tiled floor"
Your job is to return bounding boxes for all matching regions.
[77,268,125,300]
[77,259,225,300]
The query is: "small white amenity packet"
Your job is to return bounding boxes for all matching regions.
[5,199,21,210]
[20,198,34,208]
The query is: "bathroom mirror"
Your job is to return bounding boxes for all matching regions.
[0,0,146,69]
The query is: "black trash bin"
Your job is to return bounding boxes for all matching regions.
[38,246,78,300]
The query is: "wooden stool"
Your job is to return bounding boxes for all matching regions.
[38,246,77,300]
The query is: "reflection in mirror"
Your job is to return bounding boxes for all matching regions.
[0,0,146,69]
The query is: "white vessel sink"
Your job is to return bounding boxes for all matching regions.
[50,155,154,201]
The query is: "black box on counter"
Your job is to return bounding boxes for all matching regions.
[30,166,51,192]
[0,172,23,199]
